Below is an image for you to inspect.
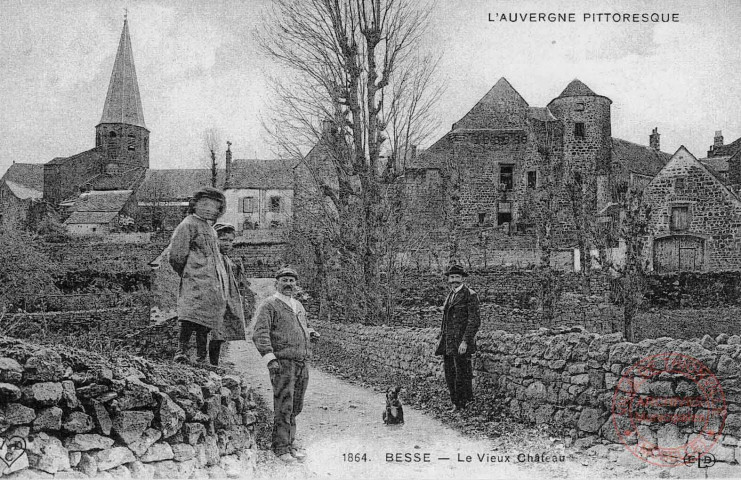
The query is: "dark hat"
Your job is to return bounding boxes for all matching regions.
[213,222,236,235]
[275,266,299,280]
[445,264,468,277]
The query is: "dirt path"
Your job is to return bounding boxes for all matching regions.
[227,279,737,480]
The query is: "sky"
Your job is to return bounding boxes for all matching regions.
[1,0,740,178]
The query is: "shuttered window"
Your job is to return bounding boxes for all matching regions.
[241,197,255,213]
[670,206,689,231]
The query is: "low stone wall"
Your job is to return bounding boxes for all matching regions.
[390,294,621,334]
[315,320,741,463]
[5,308,151,354]
[0,336,258,478]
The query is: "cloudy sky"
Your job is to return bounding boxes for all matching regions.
[1,0,739,178]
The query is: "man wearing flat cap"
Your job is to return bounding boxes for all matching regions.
[435,264,481,412]
[252,266,319,464]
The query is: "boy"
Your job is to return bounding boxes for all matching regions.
[169,187,228,364]
[209,222,247,366]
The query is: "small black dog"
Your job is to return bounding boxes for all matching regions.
[382,386,405,425]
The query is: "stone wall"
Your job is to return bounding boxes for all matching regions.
[231,243,287,278]
[0,336,258,478]
[314,320,741,463]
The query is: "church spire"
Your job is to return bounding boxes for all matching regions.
[99,16,146,129]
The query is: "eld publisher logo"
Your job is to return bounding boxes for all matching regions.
[683,452,716,469]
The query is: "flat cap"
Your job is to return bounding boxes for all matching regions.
[213,222,236,234]
[444,264,468,277]
[275,267,299,279]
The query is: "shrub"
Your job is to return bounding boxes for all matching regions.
[0,229,60,311]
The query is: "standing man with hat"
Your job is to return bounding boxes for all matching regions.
[435,264,481,412]
[252,266,319,464]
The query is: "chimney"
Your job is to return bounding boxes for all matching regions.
[224,141,232,189]
[708,130,724,157]
[649,127,660,151]
[715,130,724,148]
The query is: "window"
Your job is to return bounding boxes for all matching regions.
[498,202,512,226]
[241,197,255,213]
[527,171,537,189]
[670,206,690,232]
[270,220,283,229]
[269,196,282,213]
[575,103,585,111]
[109,131,117,138]
[574,122,585,138]
[499,164,514,192]
[674,177,686,194]
[478,213,486,224]
[127,134,136,151]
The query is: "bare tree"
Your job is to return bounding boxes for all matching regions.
[520,126,565,323]
[203,128,221,188]
[594,184,652,342]
[261,0,442,323]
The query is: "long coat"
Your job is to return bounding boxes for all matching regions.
[168,215,227,329]
[212,255,247,341]
[434,285,481,356]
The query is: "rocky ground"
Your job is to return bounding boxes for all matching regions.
[234,278,741,480]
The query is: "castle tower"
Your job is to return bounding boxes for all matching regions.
[95,16,149,171]
[547,79,612,175]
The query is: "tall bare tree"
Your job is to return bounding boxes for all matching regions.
[203,128,221,188]
[261,0,442,323]
[593,184,651,342]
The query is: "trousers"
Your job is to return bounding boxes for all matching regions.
[443,354,473,407]
[269,358,309,455]
[178,320,210,360]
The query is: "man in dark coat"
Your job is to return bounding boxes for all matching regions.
[435,264,481,412]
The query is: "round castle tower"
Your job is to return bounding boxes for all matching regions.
[547,79,612,175]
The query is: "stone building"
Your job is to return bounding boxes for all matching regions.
[43,18,148,209]
[0,163,45,231]
[403,77,671,264]
[644,146,741,272]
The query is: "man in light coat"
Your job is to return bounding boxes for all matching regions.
[252,267,319,463]
[435,264,481,412]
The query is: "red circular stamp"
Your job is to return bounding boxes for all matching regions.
[611,353,727,467]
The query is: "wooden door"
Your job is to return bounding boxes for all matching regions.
[653,236,704,273]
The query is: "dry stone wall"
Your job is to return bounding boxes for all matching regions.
[0,336,258,478]
[315,319,741,463]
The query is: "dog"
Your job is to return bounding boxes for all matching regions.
[382,386,405,425]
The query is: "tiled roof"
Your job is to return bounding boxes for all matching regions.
[529,107,557,122]
[99,19,146,129]
[228,159,294,189]
[72,190,133,213]
[554,79,599,98]
[89,167,146,191]
[453,78,530,130]
[699,156,730,174]
[711,136,741,157]
[65,211,119,225]
[46,148,102,166]
[137,169,226,202]
[611,138,671,177]
[1,163,44,191]
[407,134,451,170]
